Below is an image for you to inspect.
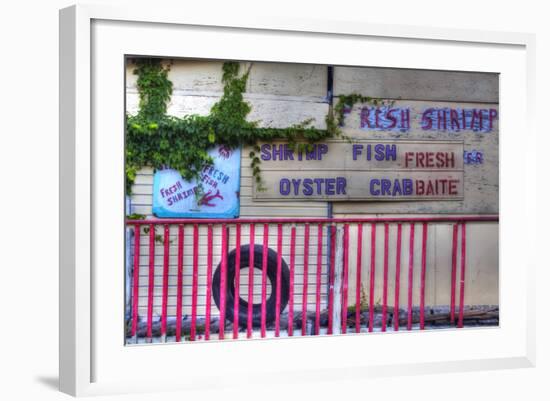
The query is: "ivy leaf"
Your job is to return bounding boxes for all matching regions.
[208,131,216,143]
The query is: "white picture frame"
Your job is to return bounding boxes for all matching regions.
[59,4,536,397]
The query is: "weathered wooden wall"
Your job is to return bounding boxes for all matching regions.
[126,60,499,325]
[127,60,331,321]
[332,65,499,311]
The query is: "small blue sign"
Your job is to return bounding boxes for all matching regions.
[152,145,241,218]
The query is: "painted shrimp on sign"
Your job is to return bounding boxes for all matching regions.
[152,145,241,218]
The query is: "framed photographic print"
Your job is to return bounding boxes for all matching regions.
[59,4,535,397]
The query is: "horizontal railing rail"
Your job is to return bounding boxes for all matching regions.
[126,215,499,225]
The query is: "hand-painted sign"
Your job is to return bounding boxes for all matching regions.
[360,107,411,132]
[352,105,498,133]
[254,140,463,201]
[463,150,484,164]
[420,108,498,132]
[153,145,241,218]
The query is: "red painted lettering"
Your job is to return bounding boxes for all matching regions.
[416,180,424,195]
[425,152,434,168]
[416,152,425,167]
[405,152,413,168]
[449,179,459,195]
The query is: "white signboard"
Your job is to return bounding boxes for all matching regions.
[153,145,241,217]
[253,140,463,201]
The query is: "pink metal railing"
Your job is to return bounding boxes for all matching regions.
[126,215,498,343]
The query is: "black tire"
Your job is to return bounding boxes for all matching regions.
[212,244,290,327]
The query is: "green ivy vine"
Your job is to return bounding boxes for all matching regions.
[126,58,346,194]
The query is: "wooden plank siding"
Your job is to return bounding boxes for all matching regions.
[333,66,498,103]
[330,99,498,214]
[126,60,499,327]
[126,60,330,324]
[332,65,499,309]
[131,224,329,319]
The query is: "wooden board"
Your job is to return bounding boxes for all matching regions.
[253,140,464,201]
[333,66,498,103]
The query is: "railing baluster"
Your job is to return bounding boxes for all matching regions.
[341,224,350,333]
[161,225,170,342]
[315,223,323,335]
[247,224,255,338]
[131,225,140,341]
[407,223,415,330]
[205,225,213,340]
[369,223,376,332]
[328,225,336,335]
[176,224,184,342]
[275,224,283,337]
[420,223,428,330]
[302,224,310,336]
[382,223,389,332]
[355,223,363,333]
[394,224,402,331]
[261,224,269,338]
[147,224,155,342]
[219,223,228,340]
[123,216,495,342]
[458,222,467,328]
[190,224,199,341]
[288,225,296,336]
[233,224,241,339]
[450,224,458,325]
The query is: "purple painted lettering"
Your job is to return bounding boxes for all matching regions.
[370,179,380,196]
[352,144,362,160]
[280,178,290,195]
[318,144,328,160]
[336,177,347,195]
[421,108,434,130]
[261,144,271,161]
